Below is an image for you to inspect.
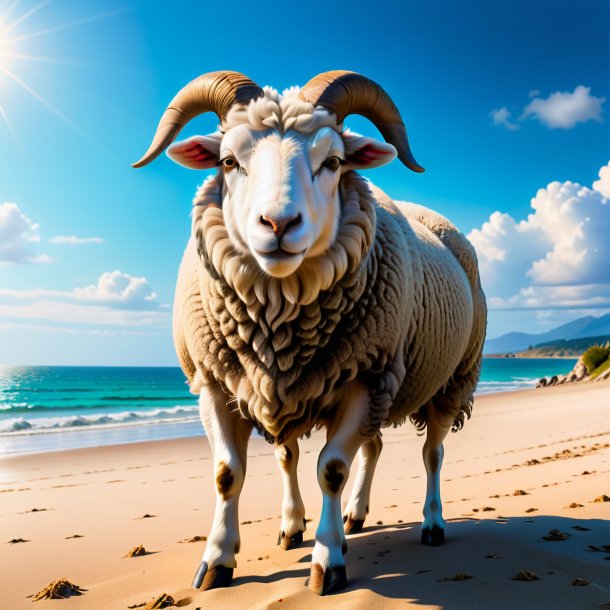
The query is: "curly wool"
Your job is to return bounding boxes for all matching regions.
[181,172,408,441]
[173,93,486,443]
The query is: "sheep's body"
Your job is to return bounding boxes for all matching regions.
[174,174,484,445]
[136,72,487,595]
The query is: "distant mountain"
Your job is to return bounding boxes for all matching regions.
[484,313,610,354]
[520,335,610,358]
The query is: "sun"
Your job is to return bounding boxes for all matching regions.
[0,1,128,145]
[0,23,13,69]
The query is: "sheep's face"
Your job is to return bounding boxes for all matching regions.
[168,119,396,278]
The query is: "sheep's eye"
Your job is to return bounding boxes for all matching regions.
[222,157,237,170]
[322,156,342,172]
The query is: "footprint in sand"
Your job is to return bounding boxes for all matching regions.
[542,529,569,541]
[179,535,207,543]
[513,570,540,581]
[592,494,610,503]
[124,544,150,557]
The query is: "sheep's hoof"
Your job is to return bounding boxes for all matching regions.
[343,516,364,534]
[421,525,445,546]
[308,563,348,595]
[277,529,304,550]
[192,561,207,589]
[192,562,233,590]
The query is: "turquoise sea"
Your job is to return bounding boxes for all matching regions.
[0,359,576,455]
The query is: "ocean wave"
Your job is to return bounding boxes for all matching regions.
[0,398,195,413]
[476,378,536,394]
[0,405,200,435]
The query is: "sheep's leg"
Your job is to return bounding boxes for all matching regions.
[421,405,452,546]
[342,432,382,534]
[192,385,252,591]
[309,380,371,595]
[275,436,306,550]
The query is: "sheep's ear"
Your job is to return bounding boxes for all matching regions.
[167,134,222,170]
[341,131,397,172]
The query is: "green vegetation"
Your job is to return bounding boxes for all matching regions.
[581,342,610,379]
[590,357,610,379]
[582,343,610,373]
[520,335,610,358]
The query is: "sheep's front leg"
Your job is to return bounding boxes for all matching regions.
[275,436,306,550]
[421,405,451,546]
[342,432,382,534]
[309,381,371,595]
[192,384,252,591]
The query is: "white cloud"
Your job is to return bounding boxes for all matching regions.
[468,161,610,310]
[49,235,104,245]
[0,270,166,328]
[592,161,610,199]
[73,270,158,309]
[489,106,519,130]
[0,271,158,309]
[521,86,605,129]
[0,301,167,327]
[0,203,52,264]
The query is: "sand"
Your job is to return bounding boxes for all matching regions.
[1,381,609,609]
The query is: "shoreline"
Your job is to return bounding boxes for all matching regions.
[1,379,609,609]
[0,382,572,459]
[1,380,606,460]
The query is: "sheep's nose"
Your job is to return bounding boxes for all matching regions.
[259,213,302,238]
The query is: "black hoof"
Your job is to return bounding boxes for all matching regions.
[278,529,304,550]
[193,564,233,590]
[344,517,364,534]
[192,561,207,589]
[421,525,445,546]
[323,565,348,595]
[309,563,348,595]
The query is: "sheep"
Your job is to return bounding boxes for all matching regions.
[133,70,487,596]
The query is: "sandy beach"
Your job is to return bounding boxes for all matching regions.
[1,381,609,609]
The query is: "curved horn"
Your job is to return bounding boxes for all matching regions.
[133,71,263,168]
[299,70,424,173]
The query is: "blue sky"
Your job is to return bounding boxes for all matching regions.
[0,0,609,365]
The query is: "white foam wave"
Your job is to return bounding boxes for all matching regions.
[476,379,536,394]
[0,405,200,435]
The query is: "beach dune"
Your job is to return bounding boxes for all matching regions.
[1,381,609,609]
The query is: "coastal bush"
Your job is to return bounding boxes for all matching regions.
[582,343,610,373]
[590,357,610,379]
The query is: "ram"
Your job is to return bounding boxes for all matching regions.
[133,70,487,595]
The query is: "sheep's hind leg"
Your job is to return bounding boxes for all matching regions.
[275,436,306,550]
[309,380,371,595]
[421,404,452,546]
[342,432,382,534]
[192,384,253,591]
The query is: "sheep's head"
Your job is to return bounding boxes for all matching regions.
[133,71,423,279]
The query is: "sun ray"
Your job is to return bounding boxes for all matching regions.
[6,7,131,44]
[0,63,77,130]
[3,50,83,64]
[1,0,52,36]
[0,99,23,151]
[0,0,23,28]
